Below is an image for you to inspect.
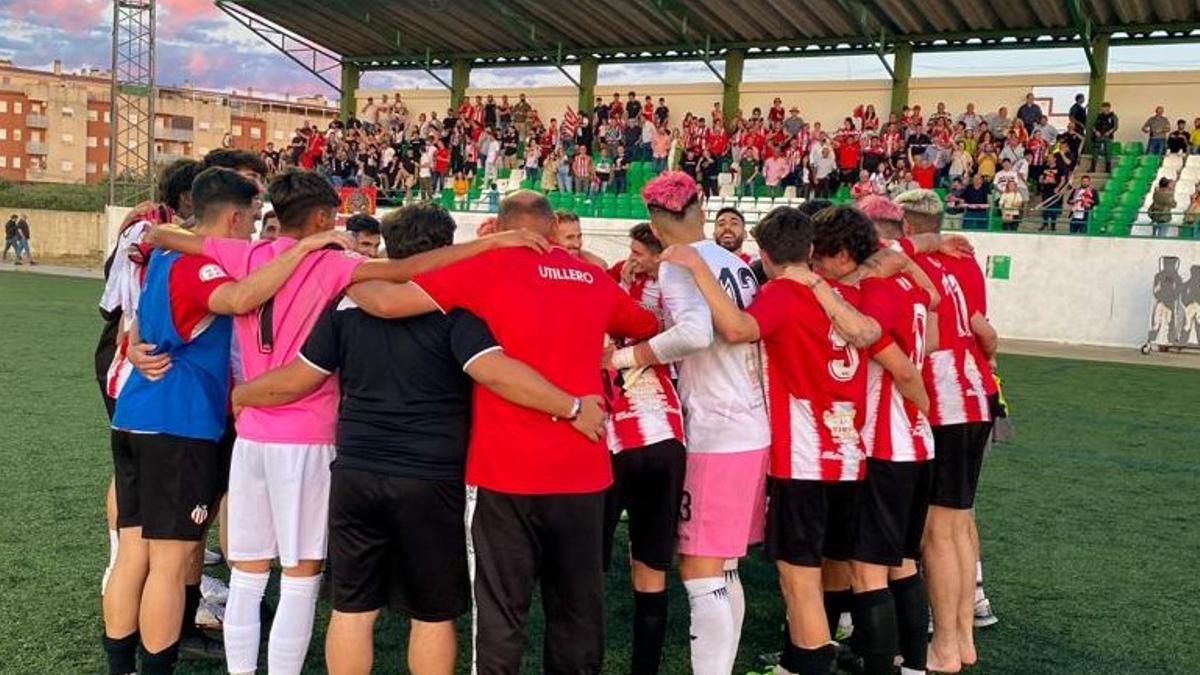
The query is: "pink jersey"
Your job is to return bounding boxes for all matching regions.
[202,236,365,444]
[748,278,870,482]
[901,242,991,427]
[604,276,685,453]
[859,275,935,462]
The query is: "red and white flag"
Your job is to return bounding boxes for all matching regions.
[563,105,579,138]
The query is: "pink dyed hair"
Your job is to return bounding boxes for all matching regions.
[641,171,700,215]
[856,195,904,225]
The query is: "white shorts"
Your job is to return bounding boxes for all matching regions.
[227,439,336,567]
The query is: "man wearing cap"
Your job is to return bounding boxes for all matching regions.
[783,107,805,138]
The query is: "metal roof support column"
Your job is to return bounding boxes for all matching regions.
[340,62,360,121]
[579,55,598,116]
[722,48,744,131]
[890,42,912,117]
[1086,33,1109,150]
[451,58,471,110]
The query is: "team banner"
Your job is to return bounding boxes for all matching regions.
[339,186,378,215]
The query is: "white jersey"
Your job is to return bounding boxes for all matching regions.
[655,240,769,454]
[98,219,152,399]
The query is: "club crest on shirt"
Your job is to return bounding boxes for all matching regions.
[198,264,227,282]
[190,504,209,525]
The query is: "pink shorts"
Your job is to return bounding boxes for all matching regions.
[677,448,770,559]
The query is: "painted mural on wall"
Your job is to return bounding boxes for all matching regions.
[1145,256,1200,352]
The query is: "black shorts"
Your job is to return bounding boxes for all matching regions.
[327,467,468,621]
[852,460,932,566]
[112,431,223,540]
[603,439,686,571]
[215,422,236,497]
[764,478,859,567]
[930,422,992,509]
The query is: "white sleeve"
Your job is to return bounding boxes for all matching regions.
[98,220,150,313]
[647,261,714,363]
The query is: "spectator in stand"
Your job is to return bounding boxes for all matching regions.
[1143,106,1171,155]
[1038,165,1066,231]
[698,148,720,197]
[1148,177,1176,237]
[513,93,532,140]
[945,177,967,227]
[769,97,786,125]
[524,141,542,186]
[993,159,1021,197]
[651,125,671,174]
[812,144,837,198]
[998,180,1025,231]
[453,171,470,209]
[762,149,789,197]
[737,147,760,196]
[986,106,1012,135]
[613,147,629,194]
[999,132,1025,166]
[1168,120,1191,155]
[625,91,641,123]
[976,141,998,183]
[945,140,974,183]
[553,147,571,193]
[640,116,656,162]
[909,148,936,189]
[595,148,613,194]
[572,145,594,195]
[1191,118,1200,154]
[1067,175,1098,234]
[1069,93,1088,134]
[783,106,804,137]
[961,173,991,229]
[850,169,877,200]
[887,168,920,198]
[655,97,669,126]
[959,102,982,130]
[1184,184,1200,225]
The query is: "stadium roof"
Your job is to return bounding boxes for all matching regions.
[218,0,1200,71]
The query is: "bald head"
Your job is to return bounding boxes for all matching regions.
[498,190,555,237]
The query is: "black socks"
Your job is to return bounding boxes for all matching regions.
[891,573,930,671]
[781,640,837,675]
[632,590,669,675]
[102,631,138,675]
[181,583,202,637]
[824,588,854,639]
[852,588,900,675]
[139,640,180,675]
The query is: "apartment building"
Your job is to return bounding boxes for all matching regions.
[0,60,338,185]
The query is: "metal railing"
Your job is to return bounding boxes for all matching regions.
[25,113,48,128]
[25,141,47,155]
[154,126,193,142]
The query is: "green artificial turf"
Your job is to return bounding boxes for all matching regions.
[1,270,1197,674]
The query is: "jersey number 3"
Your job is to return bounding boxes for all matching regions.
[827,328,860,382]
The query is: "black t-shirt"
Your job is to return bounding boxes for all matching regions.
[300,299,499,480]
[626,100,641,120]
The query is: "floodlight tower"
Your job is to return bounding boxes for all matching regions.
[108,0,157,206]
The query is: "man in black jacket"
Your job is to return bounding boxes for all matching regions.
[1091,102,1120,173]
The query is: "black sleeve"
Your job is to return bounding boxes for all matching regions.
[446,309,500,370]
[299,297,344,374]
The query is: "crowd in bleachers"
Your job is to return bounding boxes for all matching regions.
[260,89,1200,235]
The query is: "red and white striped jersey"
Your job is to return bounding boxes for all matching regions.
[905,248,992,427]
[604,276,685,453]
[937,253,997,396]
[859,275,935,462]
[748,277,869,482]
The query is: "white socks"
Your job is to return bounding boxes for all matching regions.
[723,559,745,672]
[900,667,927,675]
[267,574,322,675]
[685,576,735,675]
[225,568,269,674]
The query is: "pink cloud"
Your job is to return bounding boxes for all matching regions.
[159,0,221,36]
[6,0,107,32]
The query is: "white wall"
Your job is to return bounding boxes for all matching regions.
[446,211,1194,348]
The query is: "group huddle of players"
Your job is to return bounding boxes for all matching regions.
[94,148,1002,675]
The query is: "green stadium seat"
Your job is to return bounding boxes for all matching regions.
[1109,141,1122,156]
[1123,141,1144,155]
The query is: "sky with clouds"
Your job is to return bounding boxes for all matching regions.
[2,1,1199,101]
